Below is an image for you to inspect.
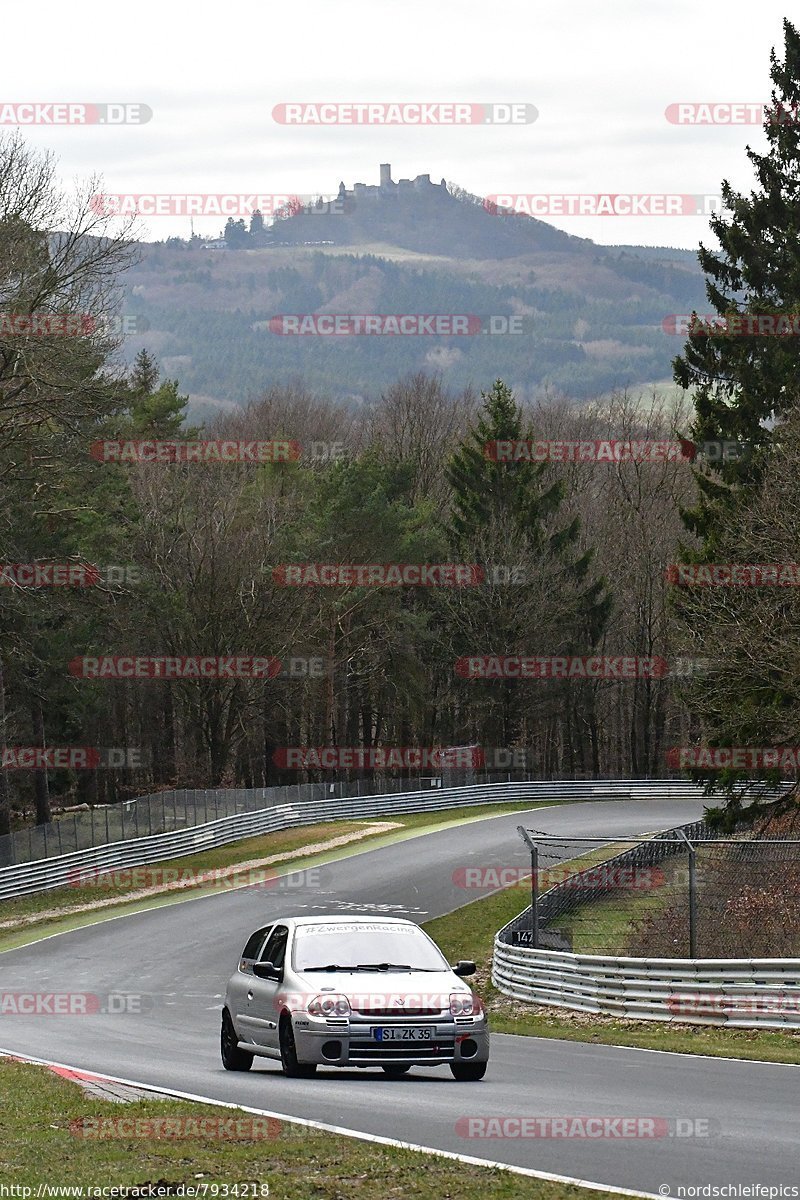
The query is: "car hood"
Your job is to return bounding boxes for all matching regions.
[296,969,472,1003]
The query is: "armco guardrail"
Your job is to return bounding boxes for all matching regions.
[493,816,800,1028]
[0,773,701,866]
[0,778,704,900]
[492,941,800,1028]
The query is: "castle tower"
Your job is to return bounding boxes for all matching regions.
[380,163,392,187]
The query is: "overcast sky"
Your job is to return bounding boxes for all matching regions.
[4,0,794,249]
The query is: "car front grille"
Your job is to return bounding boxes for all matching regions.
[347,1038,456,1061]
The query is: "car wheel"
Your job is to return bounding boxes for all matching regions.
[381,1064,412,1077]
[279,1016,317,1078]
[221,1009,253,1072]
[450,1061,487,1081]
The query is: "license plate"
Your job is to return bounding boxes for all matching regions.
[372,1026,433,1042]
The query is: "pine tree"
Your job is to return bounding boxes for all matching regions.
[130,348,160,397]
[671,21,800,810]
[674,19,800,551]
[445,380,611,760]
[249,210,267,246]
[223,217,250,248]
[447,380,607,631]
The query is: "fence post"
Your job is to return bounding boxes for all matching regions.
[517,825,539,948]
[688,844,697,957]
[677,829,697,958]
[531,844,539,948]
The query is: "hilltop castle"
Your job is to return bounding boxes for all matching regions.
[338,164,449,202]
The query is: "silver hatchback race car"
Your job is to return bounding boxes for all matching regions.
[221,915,489,1079]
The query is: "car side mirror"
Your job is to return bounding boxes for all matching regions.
[453,960,476,977]
[253,960,281,980]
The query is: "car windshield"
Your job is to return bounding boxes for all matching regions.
[293,922,448,972]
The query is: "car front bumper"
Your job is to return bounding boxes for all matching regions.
[292,1016,490,1066]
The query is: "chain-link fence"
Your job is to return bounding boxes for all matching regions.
[0,773,709,869]
[0,774,459,866]
[507,809,800,959]
[3,767,631,867]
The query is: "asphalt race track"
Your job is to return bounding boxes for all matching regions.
[2,799,797,1196]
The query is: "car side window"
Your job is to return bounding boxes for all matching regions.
[260,925,289,969]
[241,926,271,962]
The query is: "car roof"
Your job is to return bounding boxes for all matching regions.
[272,915,419,929]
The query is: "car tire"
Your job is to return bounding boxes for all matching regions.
[221,1009,253,1072]
[381,1064,412,1077]
[450,1061,487,1081]
[279,1015,317,1078]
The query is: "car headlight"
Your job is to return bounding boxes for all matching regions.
[307,994,351,1017]
[450,992,481,1016]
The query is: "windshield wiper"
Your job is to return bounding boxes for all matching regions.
[354,962,436,972]
[302,962,440,973]
[302,962,432,973]
[303,964,357,972]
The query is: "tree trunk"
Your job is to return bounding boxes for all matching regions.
[31,694,51,825]
[154,685,177,785]
[0,661,11,860]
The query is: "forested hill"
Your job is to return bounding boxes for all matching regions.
[122,189,706,415]
[273,182,588,258]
